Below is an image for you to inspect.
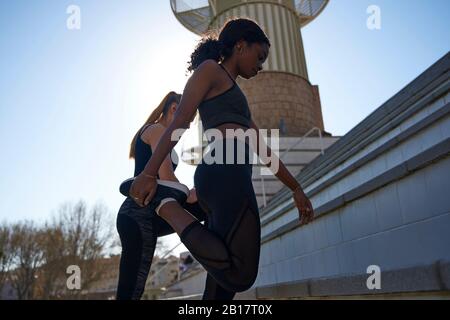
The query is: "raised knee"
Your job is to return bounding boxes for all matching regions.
[230,278,257,293]
[223,268,258,292]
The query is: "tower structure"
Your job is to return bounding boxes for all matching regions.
[172,1,339,207]
[171,0,330,136]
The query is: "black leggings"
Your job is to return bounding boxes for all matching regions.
[116,199,207,300]
[117,139,260,300]
[185,138,260,298]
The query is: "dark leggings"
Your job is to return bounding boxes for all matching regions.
[116,139,260,300]
[184,138,260,297]
[116,199,207,300]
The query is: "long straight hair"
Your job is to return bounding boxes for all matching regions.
[129,91,181,159]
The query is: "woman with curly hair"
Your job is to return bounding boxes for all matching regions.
[129,19,314,300]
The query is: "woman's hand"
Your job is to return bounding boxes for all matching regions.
[293,187,314,226]
[187,188,198,204]
[129,173,158,207]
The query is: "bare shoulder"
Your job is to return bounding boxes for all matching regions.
[141,123,165,145]
[194,59,221,79]
[197,59,220,71]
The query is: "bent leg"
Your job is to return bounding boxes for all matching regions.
[156,201,208,237]
[158,196,260,293]
[180,196,261,292]
[202,274,236,300]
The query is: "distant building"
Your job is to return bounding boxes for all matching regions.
[83,254,182,300]
[160,252,207,300]
[141,255,180,300]
[82,255,121,300]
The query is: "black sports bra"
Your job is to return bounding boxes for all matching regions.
[133,124,178,177]
[198,64,252,131]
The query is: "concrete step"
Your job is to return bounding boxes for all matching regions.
[253,180,289,195]
[268,136,340,150]
[250,136,340,208]
[253,150,322,165]
[252,164,305,179]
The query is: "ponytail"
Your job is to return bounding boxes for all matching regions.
[187,36,224,72]
[129,91,181,159]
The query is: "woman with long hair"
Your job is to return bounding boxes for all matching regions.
[129,18,314,300]
[116,91,206,300]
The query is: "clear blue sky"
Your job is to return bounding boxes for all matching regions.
[0,1,449,252]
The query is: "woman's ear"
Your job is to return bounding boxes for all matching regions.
[170,102,177,113]
[235,39,247,53]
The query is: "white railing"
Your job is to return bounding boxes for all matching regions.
[146,242,183,288]
[259,126,325,208]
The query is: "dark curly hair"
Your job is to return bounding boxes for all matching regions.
[187,18,270,72]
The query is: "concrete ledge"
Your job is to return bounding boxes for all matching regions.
[262,220,299,243]
[314,195,345,216]
[307,102,450,202]
[263,98,450,220]
[262,53,449,215]
[252,260,450,299]
[261,138,450,243]
[406,137,450,171]
[342,164,409,203]
[261,101,450,227]
[302,87,449,188]
[161,261,450,300]
[299,65,450,189]
[259,99,450,228]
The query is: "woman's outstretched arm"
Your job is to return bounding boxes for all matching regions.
[249,119,314,225]
[130,60,219,207]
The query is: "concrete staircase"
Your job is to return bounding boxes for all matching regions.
[252,135,340,208]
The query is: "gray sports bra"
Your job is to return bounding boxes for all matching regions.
[198,63,252,131]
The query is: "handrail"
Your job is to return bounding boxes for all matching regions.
[146,242,183,286]
[280,127,324,160]
[259,127,324,207]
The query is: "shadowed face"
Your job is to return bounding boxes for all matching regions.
[165,102,178,123]
[169,101,196,124]
[237,41,269,79]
